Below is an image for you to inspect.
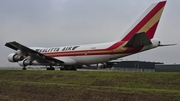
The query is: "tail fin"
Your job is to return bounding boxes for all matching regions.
[121,1,166,41]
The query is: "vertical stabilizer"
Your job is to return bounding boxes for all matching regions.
[121,1,166,41]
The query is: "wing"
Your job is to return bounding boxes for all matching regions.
[124,32,152,48]
[5,41,64,65]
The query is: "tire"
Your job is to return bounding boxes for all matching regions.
[47,67,55,70]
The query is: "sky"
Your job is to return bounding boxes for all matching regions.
[0,0,180,67]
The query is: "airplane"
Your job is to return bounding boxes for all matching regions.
[5,0,175,70]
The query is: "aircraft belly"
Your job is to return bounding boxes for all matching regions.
[71,54,127,64]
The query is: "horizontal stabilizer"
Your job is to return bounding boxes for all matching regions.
[159,44,177,47]
[124,32,152,48]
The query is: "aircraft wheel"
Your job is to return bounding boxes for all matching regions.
[22,66,26,70]
[46,67,55,70]
[70,67,77,71]
[60,66,76,71]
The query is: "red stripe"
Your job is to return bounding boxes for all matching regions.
[121,1,166,41]
[47,48,143,57]
[146,21,159,39]
[43,41,125,55]
[106,41,125,50]
[44,49,106,54]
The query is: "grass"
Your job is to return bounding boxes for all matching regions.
[0,70,180,101]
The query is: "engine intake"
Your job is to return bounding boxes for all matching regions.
[8,53,24,62]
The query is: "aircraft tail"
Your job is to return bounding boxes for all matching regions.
[120,1,166,42]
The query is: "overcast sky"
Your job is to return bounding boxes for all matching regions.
[0,0,180,67]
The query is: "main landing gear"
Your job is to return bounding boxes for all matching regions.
[21,65,76,71]
[60,66,77,71]
[46,65,55,70]
[22,66,26,70]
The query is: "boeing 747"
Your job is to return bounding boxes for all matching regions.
[5,1,175,70]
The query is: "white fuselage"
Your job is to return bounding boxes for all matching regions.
[29,39,159,66]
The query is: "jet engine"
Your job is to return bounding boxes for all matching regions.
[18,59,32,66]
[8,53,24,62]
[97,62,115,69]
[97,63,107,69]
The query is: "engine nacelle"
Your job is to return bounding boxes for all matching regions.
[97,63,106,69]
[18,59,33,66]
[97,62,114,69]
[151,39,161,48]
[8,53,24,62]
